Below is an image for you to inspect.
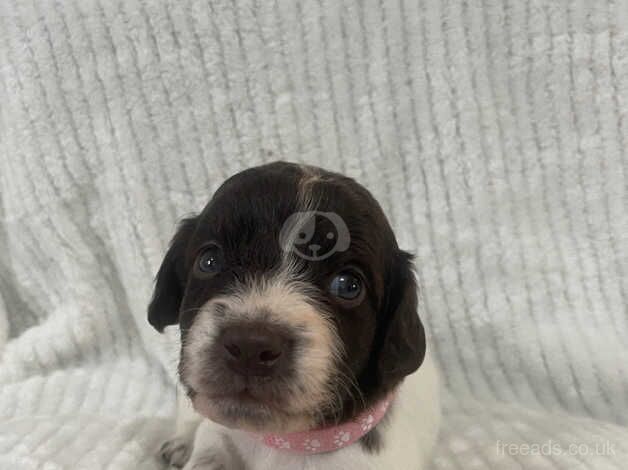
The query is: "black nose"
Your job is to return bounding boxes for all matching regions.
[221,325,286,377]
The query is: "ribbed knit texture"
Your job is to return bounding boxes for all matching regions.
[0,1,627,468]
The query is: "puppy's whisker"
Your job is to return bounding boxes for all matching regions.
[336,357,365,405]
[177,307,202,317]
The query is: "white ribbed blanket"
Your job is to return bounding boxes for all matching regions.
[1,1,627,468]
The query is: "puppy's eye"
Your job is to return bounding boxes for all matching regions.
[196,245,225,275]
[329,271,363,301]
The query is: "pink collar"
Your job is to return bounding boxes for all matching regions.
[253,394,394,454]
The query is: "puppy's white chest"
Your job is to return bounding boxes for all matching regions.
[228,435,377,470]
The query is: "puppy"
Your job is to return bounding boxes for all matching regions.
[148,162,440,469]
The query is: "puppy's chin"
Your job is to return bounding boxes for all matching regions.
[191,392,315,433]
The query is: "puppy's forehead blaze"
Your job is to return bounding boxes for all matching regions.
[199,163,363,242]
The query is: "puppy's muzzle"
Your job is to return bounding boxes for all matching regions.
[220,323,292,378]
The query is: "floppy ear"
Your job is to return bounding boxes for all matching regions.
[376,250,426,387]
[147,217,198,332]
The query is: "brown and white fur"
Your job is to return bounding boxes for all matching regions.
[148,162,440,469]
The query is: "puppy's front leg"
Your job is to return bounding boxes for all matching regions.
[182,420,242,470]
[160,387,202,468]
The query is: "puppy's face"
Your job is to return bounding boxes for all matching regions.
[148,162,425,433]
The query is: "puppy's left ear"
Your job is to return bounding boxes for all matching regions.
[147,217,198,332]
[377,250,426,387]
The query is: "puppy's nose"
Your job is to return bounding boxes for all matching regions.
[221,325,285,377]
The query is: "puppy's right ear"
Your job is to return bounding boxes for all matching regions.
[148,217,198,332]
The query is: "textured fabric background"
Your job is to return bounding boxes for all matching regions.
[1,0,627,468]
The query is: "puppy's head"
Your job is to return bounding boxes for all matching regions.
[148,162,425,432]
